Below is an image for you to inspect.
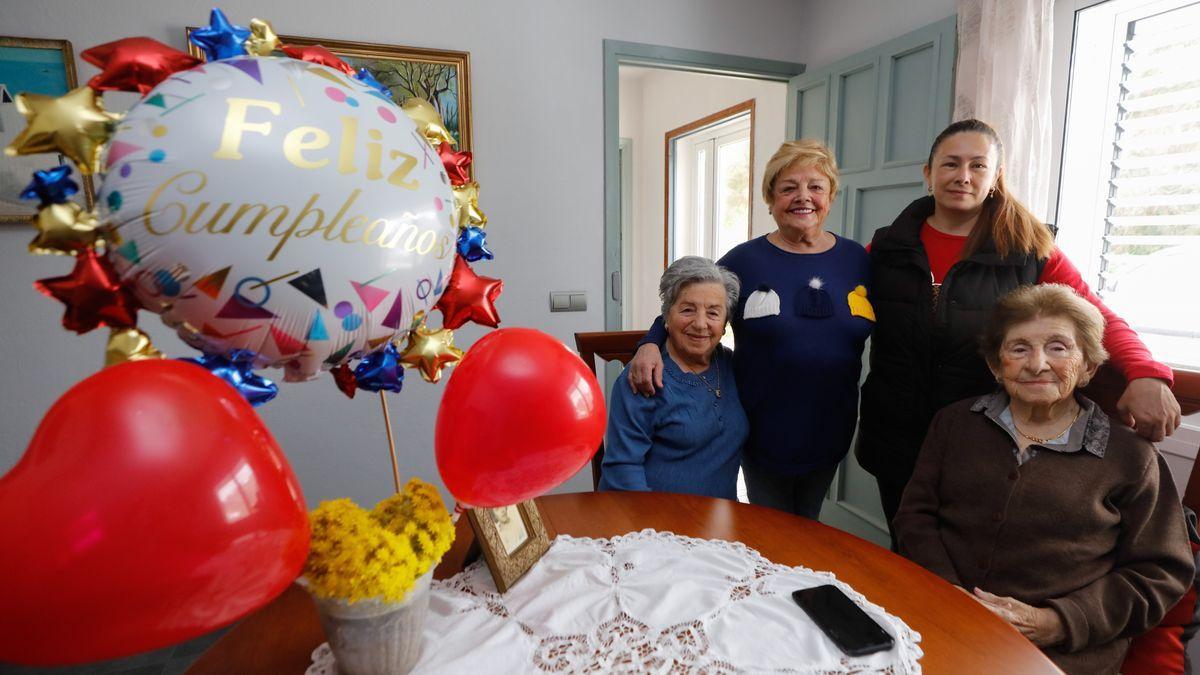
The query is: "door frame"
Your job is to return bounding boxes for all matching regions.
[602,40,806,331]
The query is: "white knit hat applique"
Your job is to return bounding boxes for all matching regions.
[743,285,781,319]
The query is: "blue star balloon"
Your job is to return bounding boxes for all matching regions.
[189,8,251,61]
[354,341,405,393]
[20,166,79,206]
[456,226,494,262]
[355,68,391,100]
[182,350,278,406]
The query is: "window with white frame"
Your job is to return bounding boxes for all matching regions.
[1057,0,1200,369]
[670,114,752,263]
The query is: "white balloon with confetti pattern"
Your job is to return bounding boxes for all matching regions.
[97,56,457,381]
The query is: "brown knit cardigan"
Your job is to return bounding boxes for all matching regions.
[894,393,1194,674]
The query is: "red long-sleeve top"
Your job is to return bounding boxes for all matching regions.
[917,223,1173,384]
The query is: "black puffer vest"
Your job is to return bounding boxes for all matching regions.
[855,197,1048,485]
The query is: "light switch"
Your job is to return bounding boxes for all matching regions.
[550,291,586,312]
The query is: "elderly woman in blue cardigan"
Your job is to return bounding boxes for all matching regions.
[599,256,748,499]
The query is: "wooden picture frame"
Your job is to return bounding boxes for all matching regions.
[465,500,550,593]
[184,30,471,177]
[0,36,97,223]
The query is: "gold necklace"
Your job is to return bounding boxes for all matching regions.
[695,358,721,398]
[1014,406,1082,444]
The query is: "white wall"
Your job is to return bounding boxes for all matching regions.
[619,68,785,330]
[797,0,958,68]
[0,0,811,510]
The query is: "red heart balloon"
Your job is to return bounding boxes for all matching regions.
[0,359,309,666]
[435,327,606,507]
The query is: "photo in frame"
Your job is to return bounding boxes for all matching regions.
[0,36,96,223]
[184,31,471,171]
[465,500,551,593]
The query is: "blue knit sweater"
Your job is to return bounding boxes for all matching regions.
[600,344,748,499]
[642,235,872,474]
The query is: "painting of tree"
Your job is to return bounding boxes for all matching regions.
[341,56,462,147]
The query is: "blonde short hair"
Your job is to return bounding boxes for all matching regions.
[980,284,1110,370]
[761,139,839,205]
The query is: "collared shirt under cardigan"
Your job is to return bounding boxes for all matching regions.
[600,344,748,500]
[894,391,1194,675]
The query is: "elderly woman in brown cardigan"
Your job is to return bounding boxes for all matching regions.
[894,284,1193,674]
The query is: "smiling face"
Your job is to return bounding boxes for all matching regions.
[990,315,1098,408]
[665,281,727,364]
[769,163,833,240]
[923,131,1001,217]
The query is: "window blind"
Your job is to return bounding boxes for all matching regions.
[1104,1,1200,297]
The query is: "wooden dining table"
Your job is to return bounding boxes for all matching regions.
[187,491,1060,674]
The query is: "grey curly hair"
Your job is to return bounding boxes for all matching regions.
[658,256,740,319]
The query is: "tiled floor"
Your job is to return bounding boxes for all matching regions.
[0,628,229,675]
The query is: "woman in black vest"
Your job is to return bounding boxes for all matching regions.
[860,119,1181,539]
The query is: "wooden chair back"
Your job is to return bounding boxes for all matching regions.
[1082,366,1200,510]
[574,330,647,489]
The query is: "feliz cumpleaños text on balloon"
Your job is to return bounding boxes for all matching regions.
[140,96,455,262]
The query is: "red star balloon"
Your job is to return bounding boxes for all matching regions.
[82,37,200,96]
[330,363,358,399]
[280,44,355,75]
[34,249,139,334]
[438,143,472,186]
[435,256,503,330]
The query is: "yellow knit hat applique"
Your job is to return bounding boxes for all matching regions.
[847,285,875,321]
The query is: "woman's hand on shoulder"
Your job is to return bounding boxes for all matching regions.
[1117,377,1182,442]
[627,343,664,397]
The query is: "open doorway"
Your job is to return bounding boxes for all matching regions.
[614,65,788,334]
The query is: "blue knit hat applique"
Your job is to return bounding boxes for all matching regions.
[797,277,834,318]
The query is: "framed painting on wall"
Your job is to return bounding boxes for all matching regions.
[0,37,96,223]
[185,31,471,168]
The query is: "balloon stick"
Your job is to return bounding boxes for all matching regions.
[379,391,401,494]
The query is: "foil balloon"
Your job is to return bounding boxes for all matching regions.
[4,86,119,174]
[97,56,457,381]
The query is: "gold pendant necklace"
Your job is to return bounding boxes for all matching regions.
[1014,406,1082,444]
[695,358,721,398]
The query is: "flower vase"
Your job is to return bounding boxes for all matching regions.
[308,570,433,675]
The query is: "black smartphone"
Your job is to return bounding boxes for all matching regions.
[791,585,895,657]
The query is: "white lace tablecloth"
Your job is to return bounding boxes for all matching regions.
[308,529,923,673]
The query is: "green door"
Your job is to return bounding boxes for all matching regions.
[786,16,957,546]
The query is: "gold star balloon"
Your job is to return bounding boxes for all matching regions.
[245,18,281,56]
[398,323,463,383]
[4,87,120,174]
[452,182,487,228]
[401,98,456,148]
[105,327,163,367]
[29,202,108,256]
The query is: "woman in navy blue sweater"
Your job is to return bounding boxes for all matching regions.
[626,140,873,519]
[600,256,748,499]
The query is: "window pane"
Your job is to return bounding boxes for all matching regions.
[1101,0,1200,367]
[693,146,708,258]
[714,138,750,260]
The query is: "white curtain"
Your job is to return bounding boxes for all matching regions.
[953,0,1054,220]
